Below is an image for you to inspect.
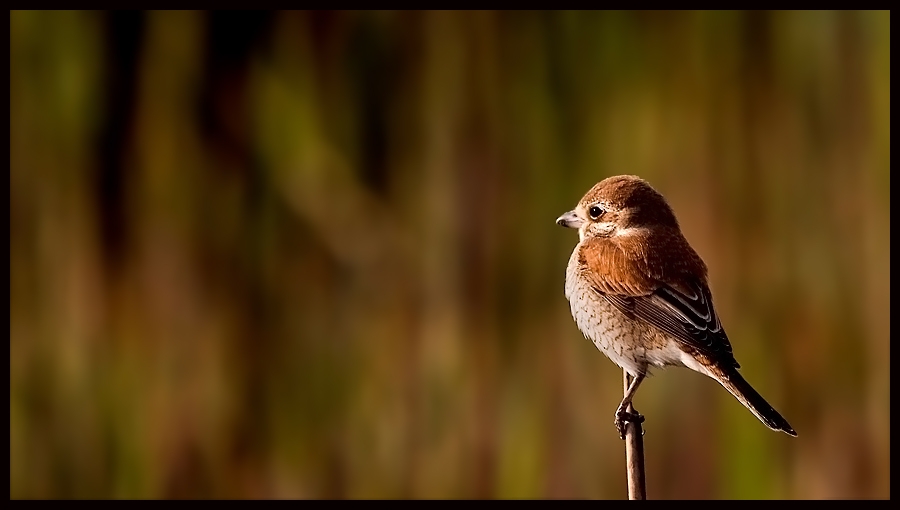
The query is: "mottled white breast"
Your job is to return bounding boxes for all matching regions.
[564,243,701,377]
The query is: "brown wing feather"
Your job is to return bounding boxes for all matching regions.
[577,230,738,367]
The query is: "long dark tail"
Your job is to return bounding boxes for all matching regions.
[713,367,797,436]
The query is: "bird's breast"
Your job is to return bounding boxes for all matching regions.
[564,245,681,376]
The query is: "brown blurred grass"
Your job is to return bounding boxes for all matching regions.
[10,10,890,499]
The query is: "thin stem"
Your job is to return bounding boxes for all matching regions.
[623,371,647,500]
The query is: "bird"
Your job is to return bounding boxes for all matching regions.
[556,174,796,439]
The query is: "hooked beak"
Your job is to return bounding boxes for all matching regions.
[556,210,584,229]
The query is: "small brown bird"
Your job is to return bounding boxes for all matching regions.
[557,175,796,438]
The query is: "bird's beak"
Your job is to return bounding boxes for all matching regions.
[556,210,584,229]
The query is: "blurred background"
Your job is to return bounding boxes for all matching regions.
[10,10,890,499]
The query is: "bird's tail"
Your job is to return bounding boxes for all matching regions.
[712,366,797,437]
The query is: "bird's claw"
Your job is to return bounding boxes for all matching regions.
[615,408,645,439]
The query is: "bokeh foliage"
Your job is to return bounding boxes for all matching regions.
[10,10,889,499]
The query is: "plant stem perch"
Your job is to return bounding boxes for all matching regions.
[623,371,646,500]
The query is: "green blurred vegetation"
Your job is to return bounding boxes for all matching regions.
[10,10,890,499]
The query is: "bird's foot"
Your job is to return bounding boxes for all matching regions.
[615,407,644,440]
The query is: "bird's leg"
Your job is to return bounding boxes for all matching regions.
[615,372,646,439]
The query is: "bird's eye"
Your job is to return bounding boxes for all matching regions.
[588,205,604,219]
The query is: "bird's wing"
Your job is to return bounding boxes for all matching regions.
[577,236,739,368]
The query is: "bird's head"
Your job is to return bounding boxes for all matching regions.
[556,175,680,242]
